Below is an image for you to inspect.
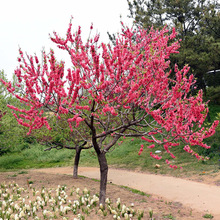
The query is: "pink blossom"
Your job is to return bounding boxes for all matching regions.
[150,152,162,160]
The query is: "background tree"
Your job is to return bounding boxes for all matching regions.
[1,21,218,206]
[0,70,27,155]
[127,0,220,95]
[32,113,92,178]
[202,4,220,104]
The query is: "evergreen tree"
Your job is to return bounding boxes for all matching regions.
[127,0,220,93]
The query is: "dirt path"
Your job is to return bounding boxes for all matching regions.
[34,167,220,218]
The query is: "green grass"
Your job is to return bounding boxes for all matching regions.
[0,133,219,177]
[0,133,219,176]
[0,105,219,177]
[208,104,220,121]
[203,213,214,219]
[119,185,150,197]
[0,144,74,171]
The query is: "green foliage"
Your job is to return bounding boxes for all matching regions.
[0,70,30,155]
[203,213,214,219]
[0,96,26,155]
[206,86,220,105]
[0,144,74,171]
[31,112,90,151]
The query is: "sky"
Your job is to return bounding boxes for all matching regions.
[0,0,133,80]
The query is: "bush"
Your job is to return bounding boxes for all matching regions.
[206,86,220,105]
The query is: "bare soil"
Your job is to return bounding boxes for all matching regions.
[1,167,220,219]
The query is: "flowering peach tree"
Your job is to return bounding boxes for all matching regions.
[1,19,218,205]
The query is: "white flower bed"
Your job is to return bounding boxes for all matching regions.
[0,182,144,219]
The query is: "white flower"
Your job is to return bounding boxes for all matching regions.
[111,209,117,215]
[49,198,55,204]
[19,210,25,218]
[74,200,80,206]
[2,201,6,208]
[83,187,88,194]
[60,205,64,212]
[76,188,80,194]
[92,195,99,202]
[116,198,121,207]
[33,207,37,213]
[124,213,129,220]
[105,198,110,204]
[25,204,31,211]
[122,205,127,213]
[81,197,85,204]
[6,208,12,214]
[14,203,20,210]
[36,196,41,201]
[97,209,103,214]
[63,206,71,213]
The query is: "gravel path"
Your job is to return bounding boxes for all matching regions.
[35,167,220,218]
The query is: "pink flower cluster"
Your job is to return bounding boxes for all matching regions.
[150,152,162,160]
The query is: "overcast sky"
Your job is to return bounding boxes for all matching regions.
[0,0,133,80]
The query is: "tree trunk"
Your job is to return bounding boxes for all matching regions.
[73,146,82,179]
[98,151,108,206]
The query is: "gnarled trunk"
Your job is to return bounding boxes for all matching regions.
[73,146,82,179]
[98,151,108,206]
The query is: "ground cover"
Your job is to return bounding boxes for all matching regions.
[0,170,207,219]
